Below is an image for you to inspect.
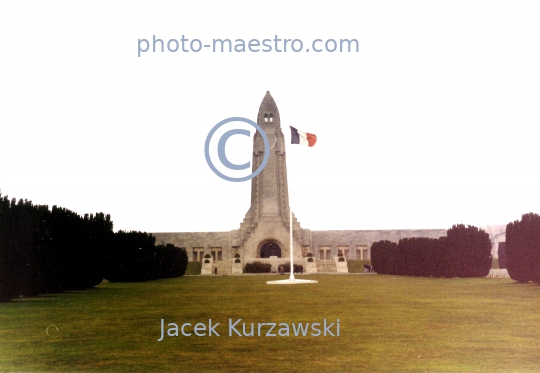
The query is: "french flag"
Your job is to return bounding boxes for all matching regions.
[290,126,317,147]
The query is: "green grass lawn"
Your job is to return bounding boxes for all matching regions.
[2,274,540,372]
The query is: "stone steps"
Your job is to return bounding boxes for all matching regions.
[212,261,233,276]
[316,259,337,273]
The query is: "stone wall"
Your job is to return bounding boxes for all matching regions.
[309,229,448,260]
[153,228,449,263]
[153,232,231,262]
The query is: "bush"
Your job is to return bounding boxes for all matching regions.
[104,232,188,282]
[395,237,442,277]
[156,244,189,278]
[0,193,189,301]
[371,240,397,275]
[370,224,491,278]
[0,195,114,300]
[282,263,304,273]
[245,261,271,273]
[445,224,492,277]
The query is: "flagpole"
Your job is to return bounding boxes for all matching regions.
[266,123,317,285]
[287,129,296,281]
[289,205,295,281]
[288,132,295,281]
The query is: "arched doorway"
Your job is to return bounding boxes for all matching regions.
[260,241,282,258]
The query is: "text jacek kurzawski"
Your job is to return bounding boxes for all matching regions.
[157,319,340,341]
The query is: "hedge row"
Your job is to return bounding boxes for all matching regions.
[372,224,492,278]
[105,232,188,282]
[243,262,305,273]
[245,261,272,273]
[282,263,304,273]
[0,194,187,301]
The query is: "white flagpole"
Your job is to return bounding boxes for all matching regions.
[287,131,296,281]
[266,125,317,285]
[289,206,295,281]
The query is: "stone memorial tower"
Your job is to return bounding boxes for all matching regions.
[153,91,450,274]
[233,91,305,260]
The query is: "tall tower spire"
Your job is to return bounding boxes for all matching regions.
[236,91,303,260]
[249,91,290,223]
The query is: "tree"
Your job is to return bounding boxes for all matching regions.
[506,213,540,283]
[371,225,491,278]
[105,231,188,282]
[0,192,189,301]
[445,224,492,278]
[371,240,397,275]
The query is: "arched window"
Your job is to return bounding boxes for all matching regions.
[269,113,274,122]
[264,113,268,122]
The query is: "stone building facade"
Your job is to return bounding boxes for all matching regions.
[153,92,448,273]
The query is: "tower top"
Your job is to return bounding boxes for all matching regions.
[257,91,280,125]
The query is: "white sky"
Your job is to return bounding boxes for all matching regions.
[1,1,539,233]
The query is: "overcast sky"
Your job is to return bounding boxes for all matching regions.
[1,1,539,233]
